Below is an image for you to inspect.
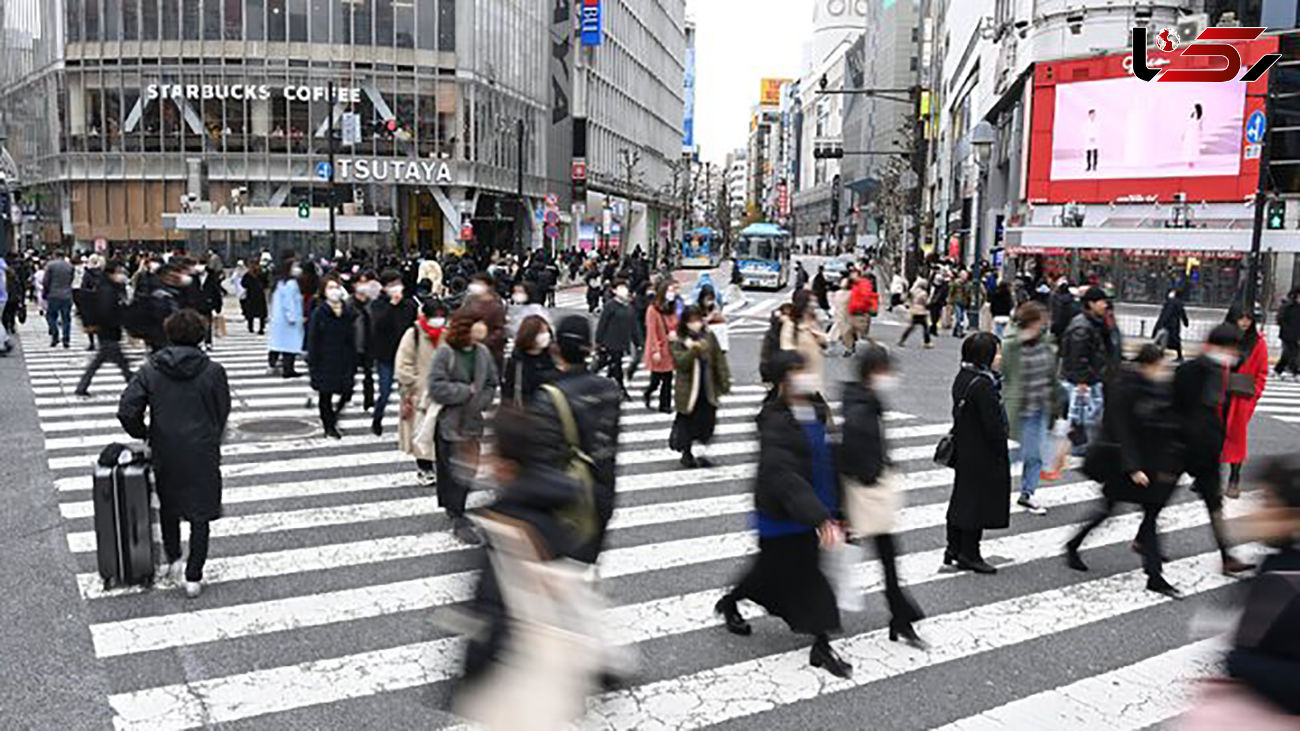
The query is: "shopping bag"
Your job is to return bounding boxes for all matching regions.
[845,472,902,538]
[820,542,866,613]
[213,313,228,338]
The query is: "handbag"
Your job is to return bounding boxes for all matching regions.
[845,471,902,538]
[1081,441,1120,484]
[934,376,980,467]
[1227,372,1256,398]
[820,542,866,613]
[213,313,227,338]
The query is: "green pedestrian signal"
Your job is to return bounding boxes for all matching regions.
[298,200,311,219]
[1267,200,1286,230]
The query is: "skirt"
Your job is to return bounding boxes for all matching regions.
[670,398,717,450]
[731,531,841,636]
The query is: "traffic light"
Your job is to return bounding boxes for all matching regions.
[813,142,844,160]
[297,200,311,219]
[1267,199,1286,230]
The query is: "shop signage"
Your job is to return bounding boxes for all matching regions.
[580,0,603,46]
[336,158,453,185]
[145,83,363,103]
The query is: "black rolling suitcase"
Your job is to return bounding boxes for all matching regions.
[93,444,157,589]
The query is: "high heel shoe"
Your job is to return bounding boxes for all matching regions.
[942,549,957,567]
[809,639,852,679]
[714,595,751,636]
[888,623,929,650]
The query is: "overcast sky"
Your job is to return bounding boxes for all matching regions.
[687,0,815,165]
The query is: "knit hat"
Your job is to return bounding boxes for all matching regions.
[1081,286,1108,305]
[556,314,592,364]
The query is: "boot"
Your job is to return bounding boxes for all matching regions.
[1064,539,1089,572]
[809,636,852,679]
[713,594,751,636]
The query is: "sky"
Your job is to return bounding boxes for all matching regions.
[687,0,815,166]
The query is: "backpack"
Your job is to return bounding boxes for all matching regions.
[758,315,785,385]
[541,384,598,546]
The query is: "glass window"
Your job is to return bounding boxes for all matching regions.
[67,0,82,42]
[123,0,139,40]
[331,0,346,43]
[352,0,372,46]
[289,0,307,41]
[85,0,101,40]
[438,0,453,51]
[182,0,200,39]
[310,0,327,42]
[247,0,263,39]
[416,0,435,50]
[162,0,179,39]
[394,1,413,48]
[106,0,123,39]
[204,0,221,39]
[104,86,123,150]
[268,0,285,41]
[375,0,393,47]
[141,0,158,39]
[121,73,143,152]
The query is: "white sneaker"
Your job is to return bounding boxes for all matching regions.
[167,560,185,586]
[1017,495,1047,515]
[417,469,437,487]
[183,580,203,599]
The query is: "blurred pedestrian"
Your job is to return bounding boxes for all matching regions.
[240,259,268,334]
[369,270,418,436]
[306,275,359,439]
[595,279,639,400]
[397,298,448,485]
[898,277,932,348]
[1153,288,1190,362]
[74,261,132,396]
[780,289,828,396]
[1223,306,1269,500]
[670,306,731,468]
[1275,288,1300,380]
[1060,287,1114,450]
[1001,302,1057,515]
[43,249,74,348]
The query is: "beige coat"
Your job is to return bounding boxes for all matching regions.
[780,315,827,394]
[417,259,444,296]
[395,325,441,459]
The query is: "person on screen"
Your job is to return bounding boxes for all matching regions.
[1084,109,1100,172]
[1183,103,1203,169]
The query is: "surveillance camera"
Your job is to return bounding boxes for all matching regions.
[1067,12,1084,34]
[1135,8,1153,19]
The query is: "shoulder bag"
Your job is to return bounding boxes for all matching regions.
[933,375,979,467]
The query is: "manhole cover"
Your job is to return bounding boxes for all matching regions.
[234,418,317,438]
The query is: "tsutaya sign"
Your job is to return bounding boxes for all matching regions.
[145,83,363,103]
[336,158,454,185]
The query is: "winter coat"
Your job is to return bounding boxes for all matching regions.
[428,343,499,442]
[780,317,826,394]
[396,324,442,459]
[838,381,887,485]
[1060,311,1111,385]
[267,278,305,354]
[198,272,225,314]
[643,306,678,373]
[306,302,359,394]
[501,349,558,407]
[1223,336,1269,465]
[1278,300,1300,343]
[240,272,268,319]
[1097,366,1182,506]
[908,282,930,316]
[368,295,418,364]
[1172,355,1228,477]
[671,330,731,414]
[595,298,640,353]
[947,367,1011,531]
[92,281,128,342]
[1049,289,1078,340]
[117,346,231,521]
[417,259,444,296]
[1153,297,1189,350]
[753,397,840,530]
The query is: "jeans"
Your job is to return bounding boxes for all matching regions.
[952,304,966,337]
[159,507,211,583]
[1065,380,1104,450]
[1018,408,1049,498]
[46,297,72,345]
[76,339,131,394]
[373,360,396,426]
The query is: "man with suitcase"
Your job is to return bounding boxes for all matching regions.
[118,309,231,598]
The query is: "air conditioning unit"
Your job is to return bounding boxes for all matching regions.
[1176,13,1208,43]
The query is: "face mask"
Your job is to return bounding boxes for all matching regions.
[194,266,206,274]
[290,265,303,277]
[789,373,818,395]
[386,284,404,298]
[534,331,552,349]
[512,292,527,304]
[428,316,447,328]
[468,282,488,296]
[1207,350,1236,367]
[365,282,382,298]
[178,274,193,287]
[615,287,629,300]
[687,321,704,334]
[873,373,899,393]
[325,287,344,303]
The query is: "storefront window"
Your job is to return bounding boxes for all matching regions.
[85,0,101,40]
[289,0,307,42]
[183,0,200,40]
[376,0,394,47]
[330,0,346,43]
[162,0,179,39]
[417,0,436,50]
[203,0,221,39]
[105,0,122,40]
[437,0,453,51]
[352,0,371,45]
[121,78,142,153]
[395,1,414,48]
[67,0,82,42]
[310,0,328,43]
[124,0,140,40]
[268,0,285,41]
[104,88,123,151]
[246,0,263,39]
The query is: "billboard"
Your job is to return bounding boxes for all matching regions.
[759,78,789,107]
[1026,37,1277,204]
[683,29,696,151]
[580,0,602,46]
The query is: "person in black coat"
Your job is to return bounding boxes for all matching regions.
[1065,345,1184,597]
[75,261,132,396]
[196,259,225,347]
[716,351,853,679]
[945,332,1011,574]
[501,315,557,407]
[117,309,231,599]
[307,276,359,439]
[368,270,419,436]
[1153,288,1190,362]
[594,279,641,399]
[1276,288,1300,379]
[240,260,269,334]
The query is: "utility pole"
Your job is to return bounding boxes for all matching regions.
[516,118,525,255]
[327,81,338,255]
[1245,88,1270,313]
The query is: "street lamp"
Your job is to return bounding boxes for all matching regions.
[969,120,996,266]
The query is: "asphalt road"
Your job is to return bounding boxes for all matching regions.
[2,266,1297,729]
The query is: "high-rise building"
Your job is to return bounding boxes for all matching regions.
[725,148,747,232]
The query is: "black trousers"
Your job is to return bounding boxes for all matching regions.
[928,304,944,336]
[1277,339,1299,376]
[1073,499,1164,578]
[604,348,627,392]
[434,429,472,519]
[868,533,923,627]
[644,371,673,411]
[899,314,931,345]
[159,505,211,583]
[945,524,984,561]
[268,351,298,376]
[316,391,349,429]
[76,339,131,393]
[246,315,265,334]
[359,357,375,409]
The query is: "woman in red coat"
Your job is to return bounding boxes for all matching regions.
[1223,307,1269,499]
[643,278,680,413]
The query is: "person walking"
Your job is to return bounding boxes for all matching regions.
[1066,344,1184,598]
[670,306,731,468]
[1276,288,1300,380]
[780,289,829,396]
[1001,302,1057,515]
[595,279,640,400]
[429,305,499,545]
[889,272,907,312]
[1174,323,1255,575]
[949,271,972,338]
[840,344,926,647]
[845,269,879,355]
[1223,306,1269,500]
[945,332,1011,574]
[642,279,679,413]
[267,257,305,378]
[43,250,75,348]
[1060,287,1114,449]
[117,309,231,598]
[369,270,419,436]
[397,298,447,485]
[1153,288,1190,362]
[714,351,852,679]
[196,257,225,349]
[898,277,933,348]
[990,281,1014,338]
[501,314,557,408]
[351,271,379,409]
[306,276,359,439]
[74,261,132,397]
[74,254,103,352]
[240,259,268,334]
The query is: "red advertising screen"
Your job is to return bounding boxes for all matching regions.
[1026,37,1277,204]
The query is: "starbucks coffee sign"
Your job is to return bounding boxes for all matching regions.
[337,158,454,185]
[145,83,363,103]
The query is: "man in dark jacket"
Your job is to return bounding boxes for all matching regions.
[1276,288,1300,379]
[594,279,641,399]
[196,258,226,349]
[43,249,75,348]
[132,264,187,352]
[75,261,132,396]
[1174,323,1254,575]
[117,309,231,598]
[1048,279,1078,342]
[351,271,379,409]
[1060,287,1114,448]
[368,270,418,435]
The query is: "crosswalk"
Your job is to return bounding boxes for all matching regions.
[14,317,1266,730]
[1256,375,1300,425]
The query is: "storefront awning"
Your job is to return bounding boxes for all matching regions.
[163,210,393,234]
[1004,226,1300,254]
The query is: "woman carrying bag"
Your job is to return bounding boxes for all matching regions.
[669,306,731,468]
[305,276,358,439]
[397,299,448,486]
[1222,306,1269,500]
[840,344,926,648]
[501,314,558,408]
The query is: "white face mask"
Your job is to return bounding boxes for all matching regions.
[290,265,303,277]
[790,372,819,395]
[178,274,194,287]
[325,287,344,303]
[873,373,899,394]
[512,291,527,304]
[428,316,447,328]
[386,284,404,298]
[194,265,206,274]
[1207,350,1236,367]
[534,331,552,349]
[468,282,488,296]
[615,286,630,300]
[687,321,704,334]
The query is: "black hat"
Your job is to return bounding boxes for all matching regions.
[556,314,592,363]
[1081,286,1108,304]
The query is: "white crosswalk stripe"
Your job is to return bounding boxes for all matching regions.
[1258,376,1300,425]
[12,316,1263,730]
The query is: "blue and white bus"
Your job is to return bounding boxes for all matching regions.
[681,227,722,268]
[734,223,791,290]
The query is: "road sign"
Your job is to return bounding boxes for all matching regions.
[545,193,559,209]
[341,113,361,146]
[1245,143,1262,160]
[297,201,311,219]
[315,161,333,181]
[1245,110,1267,144]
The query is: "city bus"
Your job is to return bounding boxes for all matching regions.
[681,227,722,268]
[734,223,792,290]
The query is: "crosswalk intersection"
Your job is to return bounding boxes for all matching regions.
[1256,375,1300,426]
[14,318,1268,730]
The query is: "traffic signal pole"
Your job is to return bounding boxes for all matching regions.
[1245,87,1270,314]
[328,81,338,255]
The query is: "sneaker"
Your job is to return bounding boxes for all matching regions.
[183,580,203,599]
[370,421,383,437]
[1039,470,1064,482]
[417,469,437,487]
[1017,495,1047,515]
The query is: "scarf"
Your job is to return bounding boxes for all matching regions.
[327,299,344,317]
[418,315,444,344]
